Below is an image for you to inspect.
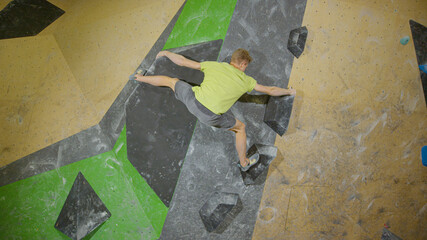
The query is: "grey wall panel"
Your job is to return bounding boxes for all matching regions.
[160,0,307,239]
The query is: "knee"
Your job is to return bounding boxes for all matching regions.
[234,119,246,132]
[170,78,179,90]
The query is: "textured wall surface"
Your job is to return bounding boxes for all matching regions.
[0,35,97,167]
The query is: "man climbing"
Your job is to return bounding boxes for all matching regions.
[134,48,296,171]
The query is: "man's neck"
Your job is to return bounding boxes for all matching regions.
[230,62,242,71]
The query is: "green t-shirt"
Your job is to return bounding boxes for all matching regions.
[192,61,257,115]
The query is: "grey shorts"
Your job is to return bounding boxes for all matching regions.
[174,81,236,129]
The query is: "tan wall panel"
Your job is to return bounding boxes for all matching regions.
[1,0,184,166]
[0,0,9,10]
[47,0,77,11]
[0,37,50,100]
[52,0,185,119]
[254,0,427,239]
[0,35,97,166]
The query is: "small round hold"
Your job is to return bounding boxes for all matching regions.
[400,36,410,45]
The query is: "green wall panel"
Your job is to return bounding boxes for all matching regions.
[0,126,166,240]
[163,0,238,49]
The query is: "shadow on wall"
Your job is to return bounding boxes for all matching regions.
[236,90,304,137]
[286,92,304,136]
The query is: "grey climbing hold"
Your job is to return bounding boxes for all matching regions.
[129,69,147,83]
[287,26,308,58]
[54,172,111,240]
[239,144,278,185]
[199,192,243,233]
[381,228,402,240]
[264,95,295,136]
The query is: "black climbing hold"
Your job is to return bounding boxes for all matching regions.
[240,144,278,185]
[287,26,308,58]
[199,192,243,233]
[409,19,427,106]
[54,172,111,240]
[0,0,65,40]
[264,95,294,136]
[381,228,402,240]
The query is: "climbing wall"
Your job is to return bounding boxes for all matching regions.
[0,0,426,239]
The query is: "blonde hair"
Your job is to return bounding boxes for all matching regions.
[231,48,252,64]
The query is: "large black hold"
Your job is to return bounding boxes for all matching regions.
[126,40,223,207]
[239,144,278,185]
[0,0,65,40]
[54,172,111,240]
[287,26,308,58]
[264,95,295,136]
[409,19,427,106]
[199,192,243,233]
